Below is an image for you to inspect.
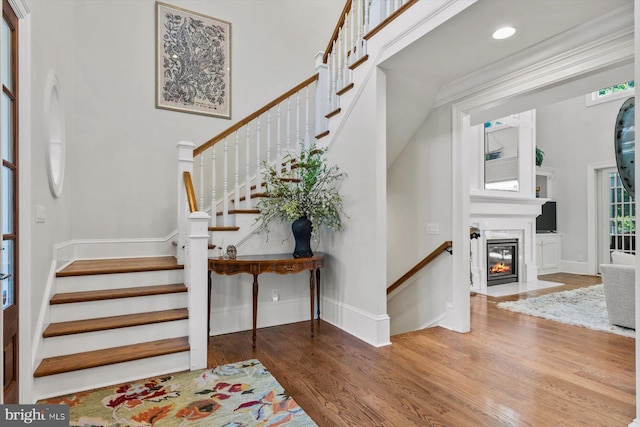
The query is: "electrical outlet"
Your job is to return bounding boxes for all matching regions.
[271,289,279,302]
[426,223,439,235]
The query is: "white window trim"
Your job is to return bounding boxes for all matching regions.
[585,87,635,107]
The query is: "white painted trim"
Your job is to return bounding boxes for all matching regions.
[586,161,616,275]
[53,231,178,265]
[31,262,56,372]
[559,260,590,275]
[634,3,640,423]
[210,297,313,336]
[419,313,447,330]
[436,4,634,109]
[12,0,32,404]
[321,296,391,347]
[629,419,640,427]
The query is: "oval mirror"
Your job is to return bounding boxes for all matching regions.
[615,97,635,198]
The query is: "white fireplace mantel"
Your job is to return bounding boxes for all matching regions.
[470,194,547,291]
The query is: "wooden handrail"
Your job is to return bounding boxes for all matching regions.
[183,171,198,213]
[322,0,352,64]
[387,241,452,295]
[364,0,420,41]
[193,74,319,157]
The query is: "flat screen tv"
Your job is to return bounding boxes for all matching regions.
[536,201,557,233]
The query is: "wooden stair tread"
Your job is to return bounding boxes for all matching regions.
[43,308,189,338]
[316,130,330,139]
[50,283,187,305]
[326,108,341,119]
[209,226,240,231]
[349,54,369,70]
[33,337,190,377]
[336,83,354,96]
[57,256,182,277]
[215,209,260,216]
[231,193,268,203]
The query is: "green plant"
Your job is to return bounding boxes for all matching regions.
[535,147,545,166]
[256,144,346,234]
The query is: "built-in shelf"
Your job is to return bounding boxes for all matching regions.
[536,166,554,199]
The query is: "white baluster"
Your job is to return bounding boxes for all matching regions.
[326,53,333,116]
[295,92,300,155]
[337,29,343,91]
[211,146,216,216]
[256,116,262,196]
[304,85,311,149]
[350,0,356,63]
[331,46,337,110]
[223,137,229,226]
[363,0,369,56]
[286,97,291,154]
[266,109,272,165]
[199,155,204,211]
[358,0,364,59]
[234,130,240,211]
[245,126,251,209]
[277,103,282,161]
[386,0,392,17]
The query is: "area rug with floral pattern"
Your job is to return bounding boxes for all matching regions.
[37,359,317,426]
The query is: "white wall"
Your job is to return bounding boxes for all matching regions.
[30,0,76,333]
[536,94,630,266]
[386,103,453,335]
[66,0,342,240]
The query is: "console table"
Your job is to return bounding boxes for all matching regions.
[208,253,325,347]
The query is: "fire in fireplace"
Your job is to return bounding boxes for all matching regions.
[486,239,518,285]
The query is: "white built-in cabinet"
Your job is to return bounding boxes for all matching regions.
[536,233,561,274]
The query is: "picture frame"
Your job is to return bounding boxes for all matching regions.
[156,2,231,119]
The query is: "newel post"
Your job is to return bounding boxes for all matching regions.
[177,141,195,265]
[186,211,210,370]
[314,51,329,137]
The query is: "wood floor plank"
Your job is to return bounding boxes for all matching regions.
[34,337,190,377]
[207,274,635,426]
[43,308,189,337]
[57,256,183,277]
[50,283,187,304]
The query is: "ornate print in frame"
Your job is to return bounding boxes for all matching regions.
[156,2,231,119]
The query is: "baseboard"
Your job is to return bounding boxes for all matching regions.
[320,296,391,347]
[31,261,56,369]
[628,419,640,427]
[419,312,447,330]
[559,260,590,275]
[209,297,312,336]
[53,232,178,264]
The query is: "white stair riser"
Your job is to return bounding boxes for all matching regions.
[42,320,189,358]
[56,269,184,293]
[50,293,188,323]
[33,351,190,401]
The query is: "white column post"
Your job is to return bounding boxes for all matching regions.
[177,141,195,265]
[315,51,328,137]
[186,211,210,371]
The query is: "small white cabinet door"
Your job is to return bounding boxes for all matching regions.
[537,233,561,274]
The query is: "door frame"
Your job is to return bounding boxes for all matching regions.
[0,0,31,404]
[587,162,616,275]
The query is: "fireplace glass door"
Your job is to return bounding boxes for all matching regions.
[487,239,518,285]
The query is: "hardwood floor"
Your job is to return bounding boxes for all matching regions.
[209,273,635,426]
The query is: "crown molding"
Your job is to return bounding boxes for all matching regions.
[435,3,634,111]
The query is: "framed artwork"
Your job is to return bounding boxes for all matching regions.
[156,2,231,119]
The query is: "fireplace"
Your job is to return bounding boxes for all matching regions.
[486,239,519,285]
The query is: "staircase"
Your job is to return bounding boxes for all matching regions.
[32,0,432,400]
[33,257,191,400]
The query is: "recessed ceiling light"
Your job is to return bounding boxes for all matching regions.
[493,26,516,40]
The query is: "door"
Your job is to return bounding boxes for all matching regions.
[598,167,635,270]
[2,0,18,403]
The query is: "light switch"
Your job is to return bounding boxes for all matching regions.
[426,223,439,235]
[35,205,46,223]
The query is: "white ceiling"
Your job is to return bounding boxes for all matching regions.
[380,0,632,166]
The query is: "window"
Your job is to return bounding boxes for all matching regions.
[586,80,635,106]
[609,172,635,254]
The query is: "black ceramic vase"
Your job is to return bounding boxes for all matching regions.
[292,216,313,258]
